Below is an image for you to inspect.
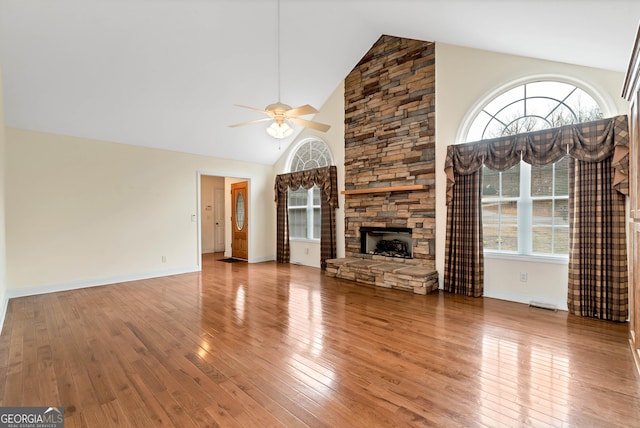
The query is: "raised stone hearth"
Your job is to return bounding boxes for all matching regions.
[325,258,438,295]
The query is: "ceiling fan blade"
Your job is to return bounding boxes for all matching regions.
[288,117,331,132]
[228,117,272,128]
[286,104,318,117]
[235,104,272,116]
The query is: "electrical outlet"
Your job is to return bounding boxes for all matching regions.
[520,272,528,282]
[305,248,310,255]
[162,255,167,263]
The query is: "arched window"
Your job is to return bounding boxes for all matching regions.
[287,138,333,240]
[466,80,603,256]
[289,138,333,172]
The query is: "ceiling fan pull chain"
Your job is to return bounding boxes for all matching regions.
[227,0,330,137]
[277,0,281,103]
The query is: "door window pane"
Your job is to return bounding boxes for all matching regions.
[235,193,245,230]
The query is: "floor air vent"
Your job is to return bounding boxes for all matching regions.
[529,301,558,311]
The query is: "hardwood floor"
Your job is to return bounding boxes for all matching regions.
[0,253,639,427]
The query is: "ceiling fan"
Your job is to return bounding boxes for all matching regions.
[228,0,330,139]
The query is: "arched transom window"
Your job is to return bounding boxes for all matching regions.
[467,81,603,141]
[289,138,333,172]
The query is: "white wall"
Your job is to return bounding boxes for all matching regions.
[0,68,7,330]
[273,81,346,268]
[5,129,275,295]
[435,43,629,310]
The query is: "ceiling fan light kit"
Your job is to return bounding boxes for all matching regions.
[228,0,330,139]
[266,121,294,139]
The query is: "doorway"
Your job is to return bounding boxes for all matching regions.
[198,174,251,266]
[200,175,225,254]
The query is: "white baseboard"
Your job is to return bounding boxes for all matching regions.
[0,266,199,336]
[249,255,276,263]
[428,285,567,312]
[484,289,568,311]
[5,265,200,300]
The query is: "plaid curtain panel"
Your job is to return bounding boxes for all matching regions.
[444,169,484,297]
[275,187,289,264]
[274,166,339,269]
[568,154,628,321]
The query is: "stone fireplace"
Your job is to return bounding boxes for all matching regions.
[343,35,436,268]
[325,35,438,295]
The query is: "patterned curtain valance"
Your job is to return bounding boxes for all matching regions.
[445,115,630,204]
[274,165,339,208]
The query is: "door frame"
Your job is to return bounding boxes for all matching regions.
[196,171,251,271]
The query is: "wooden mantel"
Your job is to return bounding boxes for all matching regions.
[341,184,427,195]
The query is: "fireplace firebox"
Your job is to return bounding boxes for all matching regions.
[360,227,413,259]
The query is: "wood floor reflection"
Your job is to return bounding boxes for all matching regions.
[1,252,639,427]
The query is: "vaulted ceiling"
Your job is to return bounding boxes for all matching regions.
[1,0,639,165]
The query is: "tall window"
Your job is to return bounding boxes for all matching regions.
[467,81,603,256]
[288,138,333,240]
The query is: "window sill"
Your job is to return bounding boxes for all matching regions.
[484,251,568,265]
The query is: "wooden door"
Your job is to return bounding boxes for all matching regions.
[231,181,248,260]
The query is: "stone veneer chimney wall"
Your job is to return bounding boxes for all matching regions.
[344,35,436,268]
